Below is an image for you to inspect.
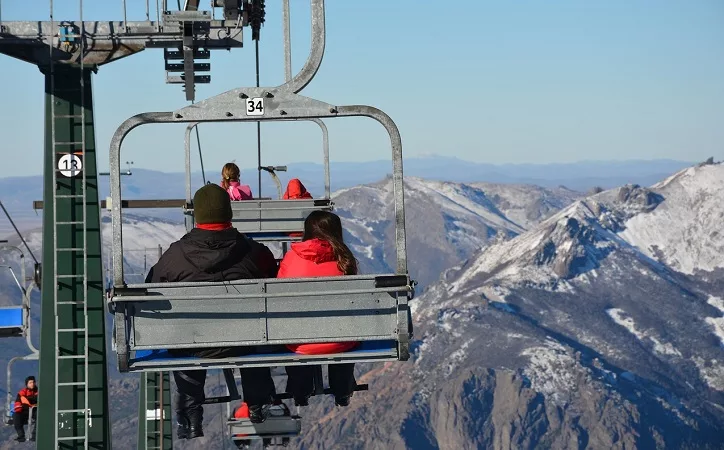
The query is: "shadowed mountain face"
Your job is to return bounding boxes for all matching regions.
[286,163,724,449]
[0,178,576,448]
[1,163,722,449]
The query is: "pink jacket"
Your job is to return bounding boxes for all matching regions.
[226,181,253,201]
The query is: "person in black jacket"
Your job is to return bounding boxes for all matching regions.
[146,184,278,440]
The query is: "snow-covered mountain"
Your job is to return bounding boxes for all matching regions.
[0,177,579,448]
[288,162,724,449]
[336,177,578,290]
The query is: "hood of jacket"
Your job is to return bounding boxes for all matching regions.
[291,238,336,264]
[283,179,312,199]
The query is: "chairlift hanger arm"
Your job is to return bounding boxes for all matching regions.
[109,90,407,286]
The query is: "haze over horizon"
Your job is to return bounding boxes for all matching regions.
[1,0,723,178]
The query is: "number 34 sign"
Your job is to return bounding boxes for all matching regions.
[245,97,264,116]
[57,153,83,178]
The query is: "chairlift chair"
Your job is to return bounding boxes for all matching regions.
[182,119,334,242]
[0,246,29,338]
[107,93,414,375]
[106,0,412,425]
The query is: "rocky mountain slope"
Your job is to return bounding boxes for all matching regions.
[0,177,577,448]
[287,162,724,449]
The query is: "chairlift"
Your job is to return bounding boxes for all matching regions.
[2,276,39,426]
[107,95,413,375]
[0,245,29,339]
[105,2,413,444]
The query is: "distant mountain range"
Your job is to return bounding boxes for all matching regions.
[0,157,695,239]
[0,159,722,449]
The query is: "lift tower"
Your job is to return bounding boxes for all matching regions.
[0,2,259,447]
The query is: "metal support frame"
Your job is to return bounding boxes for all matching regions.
[136,371,172,450]
[36,66,111,450]
[184,117,330,204]
[111,90,407,286]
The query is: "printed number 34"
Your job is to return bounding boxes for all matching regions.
[246,98,264,116]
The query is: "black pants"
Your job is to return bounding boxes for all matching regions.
[170,347,276,421]
[14,408,36,439]
[285,364,356,399]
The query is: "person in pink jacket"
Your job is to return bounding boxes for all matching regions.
[221,163,253,201]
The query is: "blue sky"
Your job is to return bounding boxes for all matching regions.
[0,0,723,177]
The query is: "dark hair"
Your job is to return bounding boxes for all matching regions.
[303,211,358,275]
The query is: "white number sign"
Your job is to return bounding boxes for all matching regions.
[58,154,83,178]
[245,97,264,116]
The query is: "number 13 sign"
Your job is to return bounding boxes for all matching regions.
[57,153,83,178]
[245,98,264,116]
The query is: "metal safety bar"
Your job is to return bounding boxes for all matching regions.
[184,118,331,204]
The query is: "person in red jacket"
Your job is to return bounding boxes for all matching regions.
[282,178,313,200]
[283,178,314,239]
[278,211,359,407]
[13,376,37,442]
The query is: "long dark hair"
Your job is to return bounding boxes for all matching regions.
[303,211,358,275]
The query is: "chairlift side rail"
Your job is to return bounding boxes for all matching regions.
[110,92,408,287]
[0,244,26,295]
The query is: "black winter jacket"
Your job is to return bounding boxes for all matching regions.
[145,228,279,359]
[145,228,278,283]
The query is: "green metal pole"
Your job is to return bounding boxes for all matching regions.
[138,372,173,449]
[36,65,111,449]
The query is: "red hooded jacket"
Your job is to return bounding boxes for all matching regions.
[14,387,37,414]
[282,179,313,200]
[278,239,358,355]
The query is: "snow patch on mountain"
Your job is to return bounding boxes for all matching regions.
[619,164,724,274]
[521,339,577,406]
[694,357,724,392]
[706,296,724,348]
[444,338,474,377]
[404,178,526,233]
[606,308,682,356]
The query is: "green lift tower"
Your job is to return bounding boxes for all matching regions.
[0,1,259,447]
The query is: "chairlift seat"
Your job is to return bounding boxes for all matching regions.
[109,274,412,373]
[0,307,25,338]
[228,415,302,439]
[127,340,397,372]
[185,199,333,236]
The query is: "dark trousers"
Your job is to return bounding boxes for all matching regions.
[169,347,276,422]
[285,364,356,399]
[14,408,36,439]
[173,367,275,421]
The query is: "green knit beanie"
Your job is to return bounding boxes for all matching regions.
[193,184,233,224]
